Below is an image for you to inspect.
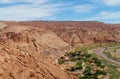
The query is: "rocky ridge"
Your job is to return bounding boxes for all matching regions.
[4,21,120,45]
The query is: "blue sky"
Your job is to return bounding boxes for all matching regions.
[0,0,120,23]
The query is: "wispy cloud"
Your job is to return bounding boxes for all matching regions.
[74,4,95,13]
[0,0,47,4]
[82,11,120,22]
[0,5,55,20]
[103,0,120,6]
[93,0,120,6]
[0,0,119,23]
[0,0,69,21]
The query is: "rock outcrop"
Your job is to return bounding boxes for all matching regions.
[0,43,70,79]
[0,25,70,79]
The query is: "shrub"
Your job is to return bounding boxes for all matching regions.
[60,56,64,59]
[75,51,81,56]
[84,66,91,75]
[58,58,64,64]
[94,60,102,66]
[86,54,92,58]
[69,67,76,71]
[79,76,86,79]
[76,57,81,60]
[79,75,92,79]
[64,52,69,56]
[71,53,76,57]
[76,61,83,70]
[96,70,106,75]
[92,56,98,60]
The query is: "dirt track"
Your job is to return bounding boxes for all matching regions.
[95,48,120,65]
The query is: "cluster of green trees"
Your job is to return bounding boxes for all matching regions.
[65,51,92,62]
[79,66,106,79]
[67,60,83,71]
[58,51,107,79]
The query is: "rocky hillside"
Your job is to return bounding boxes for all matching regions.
[0,43,70,79]
[3,21,120,45]
[0,23,71,79]
[0,21,120,79]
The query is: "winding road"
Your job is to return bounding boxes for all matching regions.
[94,48,120,65]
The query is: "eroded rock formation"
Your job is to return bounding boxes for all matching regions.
[0,21,120,79]
[0,24,70,79]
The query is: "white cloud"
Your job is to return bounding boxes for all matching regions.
[74,4,95,13]
[93,0,120,6]
[103,0,120,6]
[0,0,69,21]
[83,11,120,21]
[0,5,55,20]
[0,0,47,4]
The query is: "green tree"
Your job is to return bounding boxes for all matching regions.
[96,70,106,75]
[58,57,65,64]
[84,66,91,75]
[76,61,83,70]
